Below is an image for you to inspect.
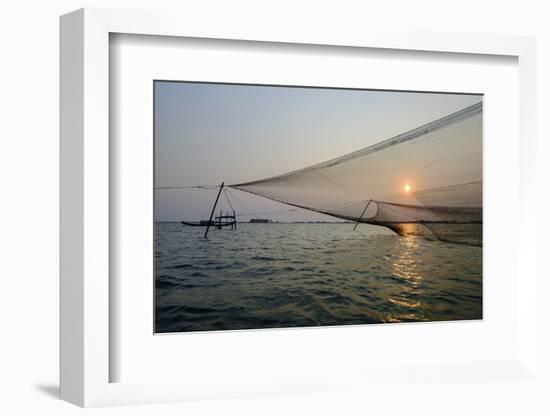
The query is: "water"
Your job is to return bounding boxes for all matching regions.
[155,222,482,333]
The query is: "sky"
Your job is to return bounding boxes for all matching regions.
[154,81,481,222]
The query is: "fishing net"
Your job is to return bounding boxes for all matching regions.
[229,102,483,245]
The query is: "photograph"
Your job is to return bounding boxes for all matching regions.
[154,81,483,333]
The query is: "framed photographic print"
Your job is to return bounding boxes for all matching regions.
[153,82,484,334]
[60,8,540,409]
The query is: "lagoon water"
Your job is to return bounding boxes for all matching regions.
[155,222,482,333]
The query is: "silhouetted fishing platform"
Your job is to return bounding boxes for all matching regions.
[181,211,236,229]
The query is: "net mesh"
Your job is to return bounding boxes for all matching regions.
[230,102,483,245]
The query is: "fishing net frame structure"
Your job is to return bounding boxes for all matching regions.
[229,102,483,245]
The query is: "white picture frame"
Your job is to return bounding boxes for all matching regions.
[60,7,538,408]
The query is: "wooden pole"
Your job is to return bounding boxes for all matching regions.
[204,182,224,238]
[353,199,373,231]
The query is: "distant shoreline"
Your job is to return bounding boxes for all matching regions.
[156,221,353,224]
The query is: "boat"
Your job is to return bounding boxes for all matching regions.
[181,210,237,230]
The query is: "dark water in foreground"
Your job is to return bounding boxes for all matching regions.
[155,222,482,333]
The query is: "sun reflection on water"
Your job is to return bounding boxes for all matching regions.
[392,234,421,282]
[387,229,425,321]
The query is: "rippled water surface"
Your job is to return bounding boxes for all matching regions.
[155,222,482,333]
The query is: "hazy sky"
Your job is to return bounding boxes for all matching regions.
[154,81,481,222]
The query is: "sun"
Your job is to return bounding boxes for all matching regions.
[404,184,411,193]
